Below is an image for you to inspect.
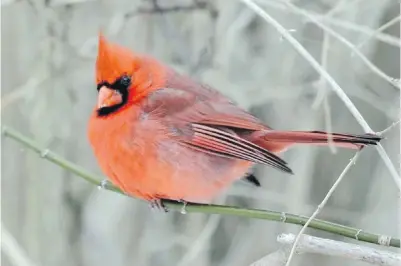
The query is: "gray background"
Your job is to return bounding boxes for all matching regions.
[1,0,400,265]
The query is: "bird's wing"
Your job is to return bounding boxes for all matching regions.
[140,87,291,173]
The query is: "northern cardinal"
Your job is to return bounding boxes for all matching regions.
[88,34,381,210]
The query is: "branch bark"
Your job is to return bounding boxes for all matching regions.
[278,233,401,266]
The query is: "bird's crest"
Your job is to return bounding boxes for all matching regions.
[96,32,138,85]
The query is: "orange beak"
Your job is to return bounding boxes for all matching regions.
[97,86,123,109]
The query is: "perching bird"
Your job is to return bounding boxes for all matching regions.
[87,34,381,210]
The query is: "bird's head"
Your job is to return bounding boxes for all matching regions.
[95,33,162,117]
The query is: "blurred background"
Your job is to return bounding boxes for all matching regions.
[1,0,400,265]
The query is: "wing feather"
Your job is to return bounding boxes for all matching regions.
[189,124,292,174]
[141,88,292,174]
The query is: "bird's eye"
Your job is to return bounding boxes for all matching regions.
[119,75,132,88]
[108,74,132,92]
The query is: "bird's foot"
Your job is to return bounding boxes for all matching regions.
[149,198,169,213]
[98,179,112,190]
[178,199,188,214]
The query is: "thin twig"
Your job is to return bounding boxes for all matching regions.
[2,125,400,248]
[312,0,358,109]
[376,120,401,136]
[324,0,363,17]
[239,0,401,190]
[278,233,401,266]
[284,152,361,266]
[311,3,338,152]
[357,15,401,50]
[1,223,39,266]
[312,0,367,153]
[256,0,400,48]
[281,0,400,90]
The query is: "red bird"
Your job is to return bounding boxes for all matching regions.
[87,34,380,210]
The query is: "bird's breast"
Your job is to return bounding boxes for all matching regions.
[88,111,252,201]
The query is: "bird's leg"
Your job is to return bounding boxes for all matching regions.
[149,198,169,213]
[178,199,188,214]
[98,179,112,190]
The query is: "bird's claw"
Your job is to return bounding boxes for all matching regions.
[149,199,169,213]
[179,199,188,214]
[98,179,111,190]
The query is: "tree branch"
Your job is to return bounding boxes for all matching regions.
[255,0,400,48]
[1,125,400,248]
[356,15,401,50]
[281,0,400,90]
[278,233,401,266]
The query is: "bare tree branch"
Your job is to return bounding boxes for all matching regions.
[281,0,400,90]
[278,233,401,266]
[256,0,401,47]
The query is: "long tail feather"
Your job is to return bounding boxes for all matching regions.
[253,130,381,151]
